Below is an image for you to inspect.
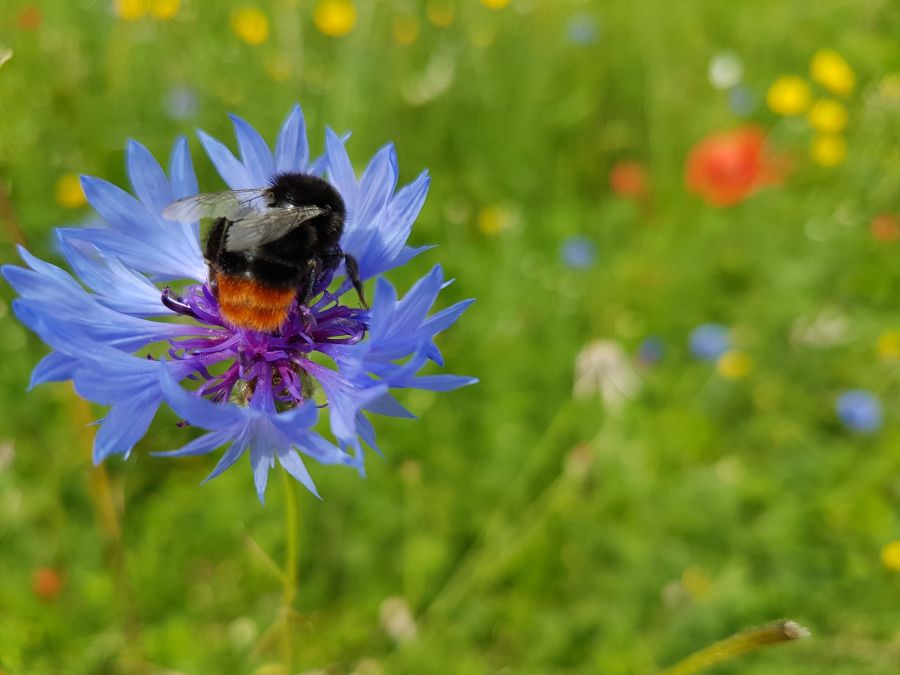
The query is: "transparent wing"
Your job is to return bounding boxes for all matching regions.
[224,206,328,252]
[161,188,271,223]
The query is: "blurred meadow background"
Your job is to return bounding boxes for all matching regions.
[4,0,900,673]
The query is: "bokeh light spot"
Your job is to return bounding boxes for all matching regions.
[766,75,812,115]
[427,1,455,27]
[810,135,847,167]
[114,0,149,22]
[393,15,420,45]
[811,49,855,96]
[231,7,269,45]
[882,541,900,572]
[55,174,86,209]
[808,99,849,134]
[717,350,752,379]
[150,0,179,20]
[877,330,900,362]
[314,0,357,37]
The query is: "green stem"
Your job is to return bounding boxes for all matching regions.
[70,391,146,673]
[281,470,300,672]
[660,620,810,675]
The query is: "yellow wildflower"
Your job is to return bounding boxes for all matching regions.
[150,0,179,20]
[810,135,847,167]
[393,15,420,45]
[477,205,516,235]
[114,0,149,21]
[807,99,848,134]
[811,49,855,96]
[480,0,510,8]
[427,1,455,27]
[881,541,900,572]
[681,567,711,601]
[265,56,291,82]
[231,7,269,45]
[766,76,811,115]
[877,330,900,362]
[313,0,357,38]
[716,350,752,379]
[55,174,86,209]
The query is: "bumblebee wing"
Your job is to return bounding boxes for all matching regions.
[224,206,328,252]
[161,189,271,223]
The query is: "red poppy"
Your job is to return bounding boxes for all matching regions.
[609,160,648,199]
[17,6,42,32]
[32,567,63,601]
[685,127,783,207]
[872,214,900,243]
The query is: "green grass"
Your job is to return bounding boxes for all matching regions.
[3,1,900,673]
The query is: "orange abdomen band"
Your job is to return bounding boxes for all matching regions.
[216,275,296,333]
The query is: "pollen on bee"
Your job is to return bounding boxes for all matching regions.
[216,275,296,332]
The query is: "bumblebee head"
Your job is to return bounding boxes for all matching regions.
[268,172,345,219]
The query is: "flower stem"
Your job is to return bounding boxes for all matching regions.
[281,470,300,672]
[69,390,146,672]
[660,619,810,675]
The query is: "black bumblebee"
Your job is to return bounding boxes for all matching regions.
[163,172,365,333]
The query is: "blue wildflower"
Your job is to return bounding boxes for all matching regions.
[565,13,599,45]
[729,86,756,116]
[165,86,199,120]
[637,336,664,366]
[2,104,475,501]
[836,390,882,434]
[689,323,730,361]
[560,235,597,269]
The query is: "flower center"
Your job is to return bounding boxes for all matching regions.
[161,283,368,408]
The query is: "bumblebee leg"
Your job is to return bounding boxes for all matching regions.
[343,254,367,308]
[299,257,321,306]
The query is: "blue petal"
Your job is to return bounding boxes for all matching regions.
[325,128,358,212]
[367,277,398,339]
[354,412,382,457]
[407,374,479,391]
[355,143,398,235]
[364,392,415,419]
[159,360,245,428]
[250,442,273,504]
[296,432,357,465]
[30,352,79,389]
[169,136,199,201]
[392,265,444,335]
[274,104,309,173]
[81,176,150,233]
[64,227,206,282]
[154,428,235,457]
[276,445,320,498]
[198,129,252,189]
[229,113,275,185]
[421,298,476,337]
[93,398,158,463]
[270,400,318,436]
[58,236,166,317]
[203,426,251,482]
[127,140,173,215]
[303,360,387,442]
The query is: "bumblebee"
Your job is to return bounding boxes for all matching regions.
[163,172,365,333]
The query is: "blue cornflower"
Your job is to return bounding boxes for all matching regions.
[836,390,882,434]
[689,323,730,361]
[565,13,600,45]
[3,104,476,501]
[637,335,664,366]
[560,235,597,269]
